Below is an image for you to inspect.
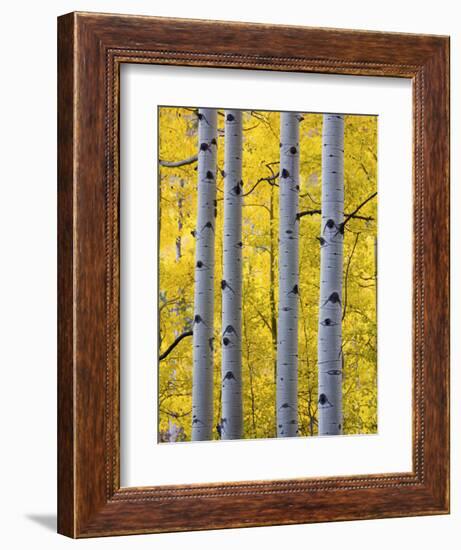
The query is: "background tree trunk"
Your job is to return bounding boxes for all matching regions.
[221,110,243,439]
[317,114,345,436]
[191,108,218,441]
[276,112,300,437]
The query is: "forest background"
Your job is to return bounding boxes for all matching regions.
[158,107,377,442]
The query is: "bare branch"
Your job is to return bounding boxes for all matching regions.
[159,154,198,168]
[243,173,279,197]
[296,209,321,219]
[341,191,377,230]
[159,330,193,361]
[299,189,320,204]
[297,196,375,222]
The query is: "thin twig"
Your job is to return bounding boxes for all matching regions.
[243,174,279,197]
[343,232,361,321]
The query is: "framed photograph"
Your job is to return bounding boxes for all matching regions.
[58,12,450,537]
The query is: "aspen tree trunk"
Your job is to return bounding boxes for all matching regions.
[191,108,218,441]
[276,112,300,437]
[175,179,185,261]
[221,110,243,440]
[269,185,278,434]
[318,114,345,436]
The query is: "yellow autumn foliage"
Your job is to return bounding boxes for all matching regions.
[158,107,377,442]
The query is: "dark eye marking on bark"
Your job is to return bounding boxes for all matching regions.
[192,418,205,425]
[239,179,244,187]
[221,280,235,293]
[288,284,299,295]
[220,169,227,178]
[321,318,338,327]
[232,185,241,195]
[223,324,237,336]
[281,307,292,312]
[279,402,294,410]
[286,230,293,234]
[290,146,297,154]
[202,221,214,232]
[327,369,342,375]
[235,241,243,248]
[197,112,212,126]
[226,113,235,121]
[210,138,217,146]
[205,170,214,180]
[190,230,196,238]
[222,337,230,346]
[318,393,333,407]
[317,236,327,247]
[323,291,341,306]
[199,142,209,151]
[281,168,290,178]
[336,222,345,236]
[194,314,208,327]
[323,218,336,233]
[223,371,237,381]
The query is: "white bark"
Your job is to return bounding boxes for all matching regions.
[175,179,185,261]
[221,110,243,440]
[191,108,218,441]
[318,114,345,436]
[276,112,301,437]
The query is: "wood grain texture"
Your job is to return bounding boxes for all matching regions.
[57,11,450,538]
[57,12,75,537]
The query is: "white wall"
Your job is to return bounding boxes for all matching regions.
[0,1,457,548]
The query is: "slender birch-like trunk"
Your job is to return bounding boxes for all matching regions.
[220,110,243,440]
[191,108,218,441]
[269,185,278,433]
[276,112,300,437]
[318,114,345,436]
[175,179,185,262]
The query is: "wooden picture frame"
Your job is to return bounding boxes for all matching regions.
[58,12,450,538]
